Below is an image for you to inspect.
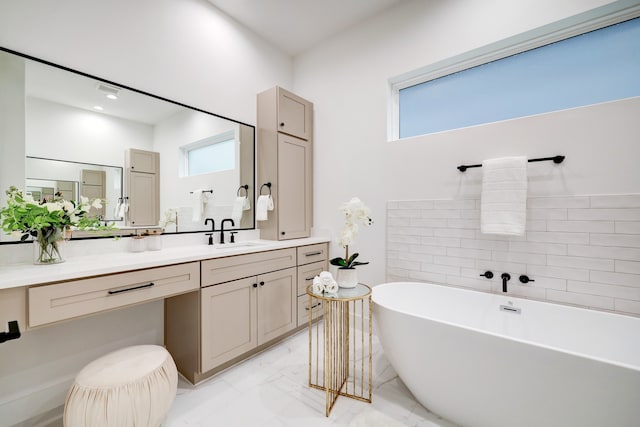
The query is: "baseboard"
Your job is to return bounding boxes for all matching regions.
[11,405,63,427]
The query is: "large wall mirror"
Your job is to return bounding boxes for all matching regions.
[0,47,255,243]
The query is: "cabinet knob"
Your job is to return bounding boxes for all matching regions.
[252,283,257,288]
[279,122,285,127]
[281,231,286,236]
[259,281,265,286]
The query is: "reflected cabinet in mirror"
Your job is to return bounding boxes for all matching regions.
[0,47,255,242]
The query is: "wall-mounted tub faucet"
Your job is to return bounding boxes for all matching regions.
[501,273,511,292]
[479,271,494,279]
[519,275,535,284]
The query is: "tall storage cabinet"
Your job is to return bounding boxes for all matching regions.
[257,86,313,240]
[124,148,159,226]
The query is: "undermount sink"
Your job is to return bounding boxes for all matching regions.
[214,241,265,249]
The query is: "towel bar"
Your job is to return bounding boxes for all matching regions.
[457,155,565,172]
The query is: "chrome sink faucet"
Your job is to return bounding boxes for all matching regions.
[220,218,235,244]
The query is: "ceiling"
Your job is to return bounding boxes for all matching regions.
[26,60,184,125]
[207,0,405,56]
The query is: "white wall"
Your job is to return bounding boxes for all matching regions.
[0,51,25,212]
[0,0,292,126]
[293,0,640,287]
[0,0,292,424]
[26,97,154,166]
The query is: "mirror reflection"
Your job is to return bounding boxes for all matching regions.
[26,157,123,221]
[0,48,255,242]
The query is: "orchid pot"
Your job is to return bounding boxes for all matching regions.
[336,267,358,288]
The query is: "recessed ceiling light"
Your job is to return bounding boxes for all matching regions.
[96,83,121,100]
[93,105,104,111]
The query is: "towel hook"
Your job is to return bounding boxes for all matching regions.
[237,184,249,197]
[260,182,272,196]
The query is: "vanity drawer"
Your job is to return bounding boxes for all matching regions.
[202,248,296,287]
[297,243,328,265]
[297,294,323,326]
[297,260,327,296]
[28,262,199,327]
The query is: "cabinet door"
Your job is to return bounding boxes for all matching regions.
[81,170,106,218]
[277,134,312,239]
[201,277,258,372]
[127,171,158,226]
[56,181,75,201]
[277,87,312,141]
[127,148,158,173]
[257,267,297,344]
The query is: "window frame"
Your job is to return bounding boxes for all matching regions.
[388,3,640,141]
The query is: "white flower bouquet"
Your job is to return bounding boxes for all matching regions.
[330,197,373,269]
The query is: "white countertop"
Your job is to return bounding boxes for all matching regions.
[0,237,330,290]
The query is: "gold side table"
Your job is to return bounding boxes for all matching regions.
[307,283,372,416]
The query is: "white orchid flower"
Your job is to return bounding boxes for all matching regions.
[43,202,63,213]
[62,200,75,213]
[91,198,103,209]
[338,227,355,247]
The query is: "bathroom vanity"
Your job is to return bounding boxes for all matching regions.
[0,237,329,384]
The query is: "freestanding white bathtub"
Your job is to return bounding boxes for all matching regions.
[372,282,640,427]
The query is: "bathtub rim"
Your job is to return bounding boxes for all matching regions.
[372,281,640,373]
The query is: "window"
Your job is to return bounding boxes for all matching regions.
[393,14,640,139]
[181,131,236,176]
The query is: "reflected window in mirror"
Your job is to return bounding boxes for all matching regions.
[182,130,236,176]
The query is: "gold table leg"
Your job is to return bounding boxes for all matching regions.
[308,290,372,417]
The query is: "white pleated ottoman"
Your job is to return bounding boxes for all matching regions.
[64,345,178,427]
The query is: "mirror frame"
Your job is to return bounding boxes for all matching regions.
[0,45,256,244]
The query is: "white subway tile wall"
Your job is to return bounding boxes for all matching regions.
[386,194,640,316]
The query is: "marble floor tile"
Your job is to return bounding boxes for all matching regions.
[165,328,457,427]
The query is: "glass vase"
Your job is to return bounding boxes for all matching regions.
[33,227,65,265]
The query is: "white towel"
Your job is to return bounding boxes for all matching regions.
[481,156,528,236]
[256,195,274,221]
[114,199,122,219]
[191,190,205,222]
[117,200,128,219]
[242,196,251,211]
[231,196,245,223]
